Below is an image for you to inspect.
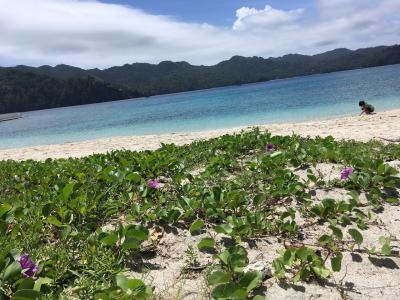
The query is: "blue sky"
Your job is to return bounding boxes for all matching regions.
[0,0,399,68]
[101,0,315,25]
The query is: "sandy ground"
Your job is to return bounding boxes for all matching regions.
[1,109,399,161]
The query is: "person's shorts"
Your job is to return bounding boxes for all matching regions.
[366,107,374,113]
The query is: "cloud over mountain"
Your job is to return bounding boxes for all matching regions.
[0,0,398,68]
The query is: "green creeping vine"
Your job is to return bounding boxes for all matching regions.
[208,245,263,299]
[273,246,331,282]
[0,129,399,298]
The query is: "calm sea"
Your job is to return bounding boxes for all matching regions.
[1,64,400,149]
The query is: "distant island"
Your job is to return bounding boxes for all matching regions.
[1,45,399,114]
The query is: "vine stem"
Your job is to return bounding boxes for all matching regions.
[322,250,332,265]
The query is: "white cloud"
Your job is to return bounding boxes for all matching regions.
[233,5,303,31]
[0,0,398,68]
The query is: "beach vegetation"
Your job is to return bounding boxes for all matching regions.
[0,129,399,298]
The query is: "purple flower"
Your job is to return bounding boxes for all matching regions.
[340,167,353,181]
[19,253,39,278]
[147,179,160,189]
[266,143,275,151]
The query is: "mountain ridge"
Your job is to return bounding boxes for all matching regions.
[1,44,400,114]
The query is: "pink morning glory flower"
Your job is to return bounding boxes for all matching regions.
[19,253,39,278]
[147,179,160,189]
[266,143,275,151]
[340,167,353,180]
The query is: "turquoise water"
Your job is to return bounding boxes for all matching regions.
[1,64,400,149]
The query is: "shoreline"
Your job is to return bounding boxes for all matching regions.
[0,112,23,122]
[1,108,399,161]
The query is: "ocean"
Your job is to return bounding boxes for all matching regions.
[1,64,400,149]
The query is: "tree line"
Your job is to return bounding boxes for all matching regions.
[1,45,399,114]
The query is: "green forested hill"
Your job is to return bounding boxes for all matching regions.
[0,69,141,114]
[1,45,400,113]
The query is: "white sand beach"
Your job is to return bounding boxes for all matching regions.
[1,109,399,161]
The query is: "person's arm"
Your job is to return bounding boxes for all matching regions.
[360,107,365,116]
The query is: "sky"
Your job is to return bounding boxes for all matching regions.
[0,0,399,68]
[101,1,316,26]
